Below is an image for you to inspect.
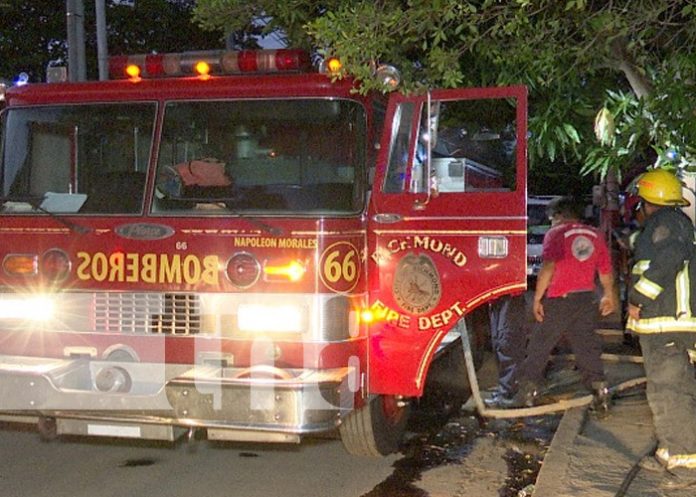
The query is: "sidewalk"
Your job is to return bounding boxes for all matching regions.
[533,360,694,497]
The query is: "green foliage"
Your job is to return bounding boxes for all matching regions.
[106,0,223,56]
[193,0,696,183]
[3,0,693,186]
[0,2,67,82]
[583,54,696,180]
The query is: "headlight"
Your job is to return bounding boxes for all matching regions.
[0,296,55,321]
[226,252,261,289]
[237,304,305,333]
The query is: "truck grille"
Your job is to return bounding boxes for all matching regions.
[93,293,201,335]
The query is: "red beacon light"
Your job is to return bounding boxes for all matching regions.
[108,49,312,80]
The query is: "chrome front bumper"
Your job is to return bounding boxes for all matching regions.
[0,355,354,442]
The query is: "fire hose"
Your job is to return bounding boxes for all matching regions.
[458,323,662,495]
[459,322,647,418]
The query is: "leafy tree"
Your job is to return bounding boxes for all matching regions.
[193,0,696,185]
[105,0,223,57]
[0,0,224,83]
[0,1,67,83]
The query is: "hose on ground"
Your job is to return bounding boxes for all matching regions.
[460,322,646,419]
[615,440,658,497]
[554,352,643,364]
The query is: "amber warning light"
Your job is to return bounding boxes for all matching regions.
[109,49,312,80]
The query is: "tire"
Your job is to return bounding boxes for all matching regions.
[339,395,410,456]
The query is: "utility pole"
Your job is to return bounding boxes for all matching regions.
[95,0,108,80]
[66,0,86,81]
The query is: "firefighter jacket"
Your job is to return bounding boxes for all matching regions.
[626,207,696,334]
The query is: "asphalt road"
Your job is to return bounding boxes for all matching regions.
[0,350,553,497]
[0,347,554,497]
[0,424,399,497]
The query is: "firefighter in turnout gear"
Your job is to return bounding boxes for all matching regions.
[626,168,696,489]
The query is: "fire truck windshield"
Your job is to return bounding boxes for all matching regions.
[0,103,155,215]
[153,98,366,215]
[0,98,365,216]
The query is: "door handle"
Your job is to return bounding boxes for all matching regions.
[372,213,402,224]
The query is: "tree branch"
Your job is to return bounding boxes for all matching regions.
[609,38,653,98]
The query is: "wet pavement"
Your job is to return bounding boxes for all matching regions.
[533,364,696,497]
[359,332,682,497]
[359,348,565,497]
[360,406,560,497]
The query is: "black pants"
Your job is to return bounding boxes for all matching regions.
[640,332,696,465]
[518,291,604,389]
[489,294,527,395]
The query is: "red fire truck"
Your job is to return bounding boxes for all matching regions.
[0,49,527,456]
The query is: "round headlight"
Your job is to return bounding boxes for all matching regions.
[41,249,71,282]
[226,252,261,289]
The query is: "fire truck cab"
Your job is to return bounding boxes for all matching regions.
[0,49,527,456]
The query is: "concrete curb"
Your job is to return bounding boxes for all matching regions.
[532,406,588,497]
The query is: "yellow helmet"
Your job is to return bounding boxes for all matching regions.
[636,169,690,206]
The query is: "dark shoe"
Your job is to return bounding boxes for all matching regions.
[484,392,518,408]
[660,470,696,490]
[638,456,667,473]
[590,381,611,416]
[511,382,539,408]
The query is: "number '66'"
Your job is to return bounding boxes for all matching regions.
[323,249,357,283]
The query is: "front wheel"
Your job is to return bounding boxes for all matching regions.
[339,395,410,456]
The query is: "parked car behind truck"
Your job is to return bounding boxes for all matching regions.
[526,195,560,279]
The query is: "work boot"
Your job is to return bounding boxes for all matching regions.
[590,381,610,416]
[511,381,539,408]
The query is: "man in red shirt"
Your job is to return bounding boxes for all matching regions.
[513,196,617,411]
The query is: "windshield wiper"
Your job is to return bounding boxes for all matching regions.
[0,195,91,234]
[167,195,284,236]
[232,211,284,236]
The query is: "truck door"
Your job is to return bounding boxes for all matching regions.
[367,85,527,395]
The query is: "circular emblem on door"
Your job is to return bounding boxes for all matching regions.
[393,253,442,315]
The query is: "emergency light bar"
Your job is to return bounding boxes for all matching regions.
[108,49,312,80]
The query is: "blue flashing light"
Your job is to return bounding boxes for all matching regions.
[13,72,29,86]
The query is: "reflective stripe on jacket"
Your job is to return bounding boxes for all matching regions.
[626,207,696,335]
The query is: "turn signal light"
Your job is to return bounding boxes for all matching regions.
[263,260,306,282]
[3,254,38,276]
[359,308,375,324]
